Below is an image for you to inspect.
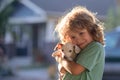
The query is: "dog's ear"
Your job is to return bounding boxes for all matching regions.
[54,43,63,51]
[74,45,81,54]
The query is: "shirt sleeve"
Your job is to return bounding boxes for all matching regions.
[76,42,103,71]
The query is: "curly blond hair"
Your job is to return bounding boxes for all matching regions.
[55,6,105,46]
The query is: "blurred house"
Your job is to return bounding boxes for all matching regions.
[1,0,49,64]
[7,0,47,58]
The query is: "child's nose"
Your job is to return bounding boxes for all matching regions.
[74,37,81,44]
[75,40,80,44]
[73,38,79,44]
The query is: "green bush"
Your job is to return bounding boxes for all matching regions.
[105,7,120,32]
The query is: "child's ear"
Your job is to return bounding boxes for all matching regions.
[74,45,81,54]
[54,43,63,51]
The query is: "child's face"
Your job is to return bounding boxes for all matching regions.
[64,29,93,49]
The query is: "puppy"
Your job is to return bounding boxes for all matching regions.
[52,42,81,61]
[52,42,81,79]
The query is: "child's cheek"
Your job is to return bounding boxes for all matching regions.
[64,36,72,43]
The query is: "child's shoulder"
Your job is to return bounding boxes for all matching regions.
[87,41,103,49]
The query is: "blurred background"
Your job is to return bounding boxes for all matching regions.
[0,0,120,80]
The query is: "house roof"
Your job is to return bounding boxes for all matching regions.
[8,0,47,24]
[10,2,37,17]
[31,0,116,17]
[0,0,13,12]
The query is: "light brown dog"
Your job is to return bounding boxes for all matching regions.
[52,42,81,61]
[52,42,81,79]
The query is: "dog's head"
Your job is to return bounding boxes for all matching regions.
[53,42,81,61]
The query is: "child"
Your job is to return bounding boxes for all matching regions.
[54,6,105,80]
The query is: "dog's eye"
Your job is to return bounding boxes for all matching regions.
[69,50,72,52]
[62,49,64,52]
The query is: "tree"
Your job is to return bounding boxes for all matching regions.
[0,0,16,43]
[105,7,120,32]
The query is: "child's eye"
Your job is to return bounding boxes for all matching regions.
[79,32,84,35]
[69,50,72,53]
